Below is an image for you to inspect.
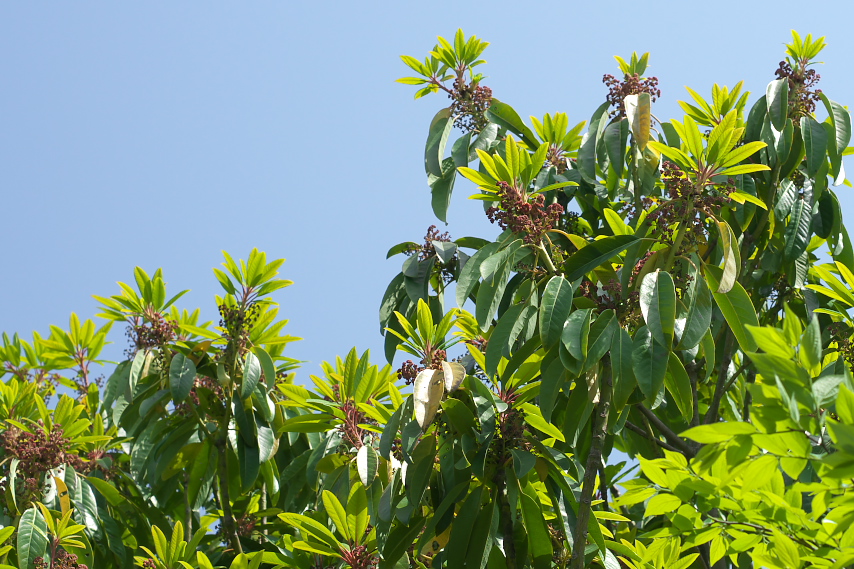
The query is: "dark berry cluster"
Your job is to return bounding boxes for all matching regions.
[142,560,157,569]
[603,73,661,117]
[35,551,88,569]
[449,77,493,133]
[126,312,178,354]
[175,375,225,416]
[219,303,259,356]
[661,161,695,199]
[236,513,257,537]
[775,60,822,119]
[486,182,564,245]
[405,226,457,283]
[3,423,85,479]
[829,323,854,369]
[396,360,422,385]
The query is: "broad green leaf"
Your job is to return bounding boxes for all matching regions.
[522,404,565,441]
[321,491,350,541]
[539,276,576,351]
[704,266,759,353]
[562,308,592,360]
[647,140,695,172]
[715,220,739,293]
[632,326,668,399]
[677,268,712,350]
[356,446,377,489]
[665,353,693,422]
[604,118,628,177]
[169,353,196,403]
[520,485,554,569]
[346,484,369,546]
[563,235,639,282]
[766,79,789,132]
[425,108,453,177]
[429,157,457,223]
[485,302,529,378]
[801,115,828,178]
[603,208,633,236]
[639,271,676,347]
[645,493,682,517]
[241,352,261,399]
[681,421,756,443]
[485,99,539,149]
[17,506,48,569]
[611,328,636,411]
[728,191,767,209]
[784,199,812,262]
[456,241,501,307]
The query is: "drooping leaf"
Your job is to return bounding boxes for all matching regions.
[169,353,196,403]
[766,79,789,132]
[425,108,454,177]
[18,506,48,569]
[632,326,668,399]
[639,271,676,347]
[413,369,444,429]
[704,266,759,353]
[539,276,576,351]
[563,235,640,282]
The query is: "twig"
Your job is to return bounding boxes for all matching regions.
[570,360,612,569]
[625,421,680,453]
[638,404,695,457]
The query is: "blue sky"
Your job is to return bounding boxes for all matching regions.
[2,1,853,382]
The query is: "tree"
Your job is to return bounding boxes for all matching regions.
[2,28,854,569]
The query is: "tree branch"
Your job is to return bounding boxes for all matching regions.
[625,420,681,453]
[570,360,612,569]
[638,404,695,457]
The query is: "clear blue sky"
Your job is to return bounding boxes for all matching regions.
[2,1,853,381]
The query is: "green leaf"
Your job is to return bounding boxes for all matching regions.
[639,271,676,347]
[645,493,682,517]
[665,354,693,422]
[681,421,756,443]
[562,308,592,360]
[784,198,812,263]
[715,220,740,294]
[603,118,627,177]
[425,108,454,177]
[346,483,369,546]
[322,490,350,541]
[17,506,48,569]
[485,99,539,149]
[728,191,767,210]
[624,93,651,151]
[677,268,712,350]
[704,266,759,353]
[632,326,668,400]
[486,303,531,378]
[563,235,639,282]
[429,157,457,223]
[539,276,576,351]
[766,78,789,132]
[456,242,501,307]
[356,444,378,487]
[237,439,260,493]
[169,353,196,403]
[611,328,636,411]
[520,485,554,569]
[241,352,262,399]
[801,115,828,178]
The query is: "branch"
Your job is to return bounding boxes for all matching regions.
[705,331,733,424]
[624,421,681,453]
[637,404,695,457]
[570,360,612,569]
